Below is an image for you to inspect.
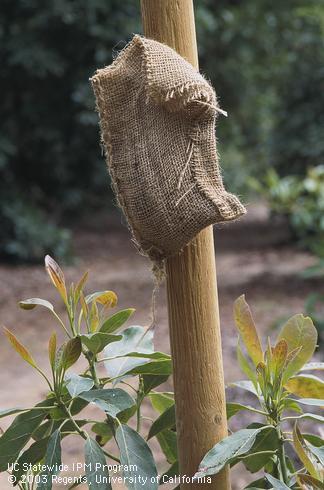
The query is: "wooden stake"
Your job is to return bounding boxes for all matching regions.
[140,1,230,489]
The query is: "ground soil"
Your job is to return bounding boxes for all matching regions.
[0,202,323,489]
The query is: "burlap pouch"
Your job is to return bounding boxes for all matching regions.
[91,35,246,266]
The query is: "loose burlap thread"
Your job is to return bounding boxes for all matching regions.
[91,35,246,273]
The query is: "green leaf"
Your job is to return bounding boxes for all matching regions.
[46,395,91,422]
[226,403,247,419]
[103,326,154,381]
[80,333,122,355]
[33,419,87,442]
[297,474,324,489]
[307,442,324,467]
[117,405,137,425]
[160,461,179,485]
[303,433,324,447]
[234,295,263,366]
[38,429,61,490]
[0,401,50,471]
[0,407,25,418]
[124,360,172,377]
[92,422,113,446]
[60,337,82,372]
[108,351,171,360]
[19,298,54,311]
[13,437,49,483]
[281,398,303,414]
[142,375,170,395]
[78,388,135,418]
[294,398,324,407]
[194,426,271,479]
[115,424,158,490]
[3,327,37,368]
[149,392,174,414]
[265,474,290,489]
[226,403,262,420]
[84,437,111,490]
[243,426,279,473]
[63,337,82,370]
[277,314,317,382]
[285,374,324,399]
[293,424,319,478]
[156,430,177,464]
[99,309,135,333]
[245,477,271,489]
[148,405,176,439]
[65,373,94,398]
[70,397,90,417]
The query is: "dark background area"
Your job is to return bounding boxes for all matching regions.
[1,0,323,262]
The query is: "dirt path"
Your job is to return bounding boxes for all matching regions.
[0,203,322,489]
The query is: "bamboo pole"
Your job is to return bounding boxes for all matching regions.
[140,1,230,489]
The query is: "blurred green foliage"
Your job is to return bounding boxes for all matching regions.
[196,0,324,188]
[250,165,324,256]
[0,0,140,261]
[1,0,323,261]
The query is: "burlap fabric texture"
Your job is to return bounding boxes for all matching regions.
[91,35,246,266]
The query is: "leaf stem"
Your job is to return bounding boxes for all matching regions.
[52,310,72,338]
[84,351,100,388]
[277,428,289,484]
[58,399,87,439]
[120,380,138,394]
[34,366,53,392]
[136,403,141,433]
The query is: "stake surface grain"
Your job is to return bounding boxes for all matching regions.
[140,1,230,489]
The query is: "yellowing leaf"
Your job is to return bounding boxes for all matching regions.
[61,337,81,371]
[98,291,117,307]
[45,255,68,305]
[3,328,37,368]
[293,424,319,479]
[285,375,324,399]
[75,271,89,302]
[48,332,57,370]
[278,314,317,383]
[80,292,89,319]
[89,302,99,333]
[285,346,302,366]
[272,339,288,376]
[86,291,118,308]
[234,295,263,366]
